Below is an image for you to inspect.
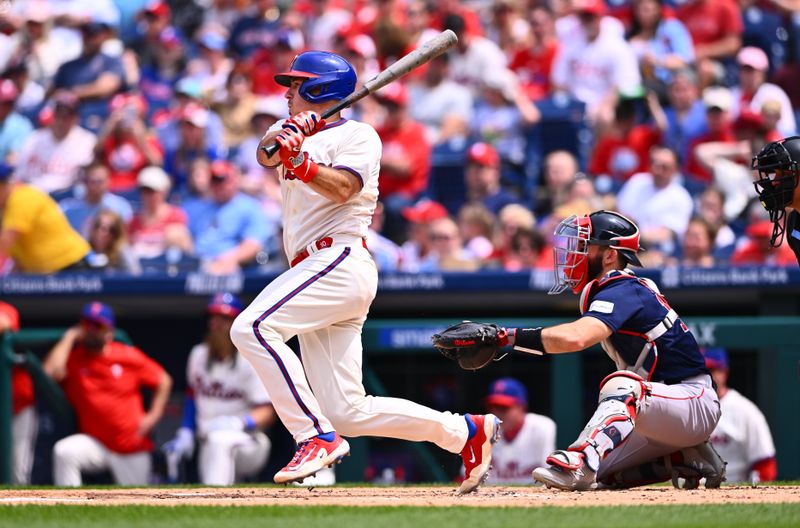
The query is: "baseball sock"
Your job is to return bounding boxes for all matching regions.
[317,431,336,442]
[464,414,477,440]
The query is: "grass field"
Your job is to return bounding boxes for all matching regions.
[1,503,799,528]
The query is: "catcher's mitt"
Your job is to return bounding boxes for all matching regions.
[431,321,508,371]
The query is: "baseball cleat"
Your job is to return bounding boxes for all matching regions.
[670,440,727,489]
[532,450,597,491]
[274,432,350,484]
[457,414,502,495]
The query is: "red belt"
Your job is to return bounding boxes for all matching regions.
[290,236,368,267]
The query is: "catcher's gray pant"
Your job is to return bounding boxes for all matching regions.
[53,434,151,486]
[231,242,467,453]
[597,374,720,479]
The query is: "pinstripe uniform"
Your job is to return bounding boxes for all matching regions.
[231,118,469,453]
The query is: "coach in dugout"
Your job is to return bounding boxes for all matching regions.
[43,302,172,486]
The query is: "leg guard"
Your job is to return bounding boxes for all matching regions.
[568,371,647,471]
[598,440,727,490]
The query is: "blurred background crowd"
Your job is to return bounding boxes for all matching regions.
[1,0,800,276]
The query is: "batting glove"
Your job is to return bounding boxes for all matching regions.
[162,427,195,459]
[276,122,320,183]
[288,111,325,136]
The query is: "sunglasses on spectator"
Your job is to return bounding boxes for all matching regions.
[430,232,455,241]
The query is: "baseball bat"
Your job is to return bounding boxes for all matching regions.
[261,29,458,158]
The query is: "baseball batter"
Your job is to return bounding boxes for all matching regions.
[163,293,275,485]
[229,50,500,494]
[442,211,726,490]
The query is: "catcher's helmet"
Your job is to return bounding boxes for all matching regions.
[550,210,642,295]
[274,51,356,103]
[751,135,800,246]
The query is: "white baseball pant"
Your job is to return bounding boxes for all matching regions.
[231,242,468,453]
[12,406,37,485]
[597,374,721,478]
[52,434,151,486]
[198,430,271,485]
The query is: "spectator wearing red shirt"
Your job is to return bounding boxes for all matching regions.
[44,302,172,486]
[675,0,743,88]
[685,86,736,183]
[0,301,36,485]
[128,166,193,261]
[375,83,431,239]
[731,220,797,266]
[508,5,559,102]
[589,93,664,183]
[95,93,164,194]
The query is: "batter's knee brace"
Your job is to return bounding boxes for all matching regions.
[568,371,648,469]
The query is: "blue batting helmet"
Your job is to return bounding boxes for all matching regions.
[274,51,356,103]
[207,292,243,318]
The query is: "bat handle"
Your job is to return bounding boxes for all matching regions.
[262,142,280,158]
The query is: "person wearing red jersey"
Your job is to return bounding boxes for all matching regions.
[0,301,37,484]
[43,302,172,486]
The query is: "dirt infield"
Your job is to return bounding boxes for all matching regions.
[0,485,798,508]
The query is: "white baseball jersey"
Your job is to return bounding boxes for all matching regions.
[269,118,381,258]
[187,343,271,438]
[487,413,556,485]
[709,388,776,482]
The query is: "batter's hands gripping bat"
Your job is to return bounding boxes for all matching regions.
[261,29,458,158]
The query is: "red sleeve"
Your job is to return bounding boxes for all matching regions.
[167,206,188,225]
[589,137,614,176]
[0,301,20,332]
[129,345,166,389]
[11,366,34,414]
[752,457,777,482]
[146,135,164,157]
[720,0,743,35]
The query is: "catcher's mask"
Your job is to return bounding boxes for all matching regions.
[751,135,800,247]
[550,210,642,295]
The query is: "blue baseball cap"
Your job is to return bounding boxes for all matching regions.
[81,301,115,327]
[486,377,528,407]
[207,292,243,318]
[0,163,13,182]
[703,347,729,371]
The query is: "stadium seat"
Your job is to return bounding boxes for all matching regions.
[426,139,468,216]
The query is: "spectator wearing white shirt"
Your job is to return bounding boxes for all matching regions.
[407,53,473,145]
[443,14,508,98]
[731,47,796,138]
[15,91,96,195]
[550,0,641,127]
[616,145,693,259]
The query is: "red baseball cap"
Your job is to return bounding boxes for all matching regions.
[574,0,606,16]
[143,1,171,19]
[376,83,408,106]
[0,301,20,332]
[0,79,19,102]
[401,199,449,223]
[467,142,499,167]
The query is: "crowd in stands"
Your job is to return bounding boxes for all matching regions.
[1,0,800,276]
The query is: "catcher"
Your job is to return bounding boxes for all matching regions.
[433,210,727,490]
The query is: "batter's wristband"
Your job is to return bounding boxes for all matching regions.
[296,160,319,183]
[513,327,547,355]
[243,415,256,431]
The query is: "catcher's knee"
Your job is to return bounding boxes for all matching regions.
[569,371,646,458]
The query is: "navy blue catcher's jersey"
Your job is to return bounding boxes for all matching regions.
[581,270,708,384]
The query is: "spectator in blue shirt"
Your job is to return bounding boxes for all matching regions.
[627,0,695,89]
[60,161,133,238]
[184,160,271,275]
[0,79,34,164]
[50,20,126,133]
[463,142,519,216]
[229,0,282,59]
[662,69,707,165]
[163,103,223,195]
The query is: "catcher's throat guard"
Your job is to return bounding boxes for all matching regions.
[751,136,800,247]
